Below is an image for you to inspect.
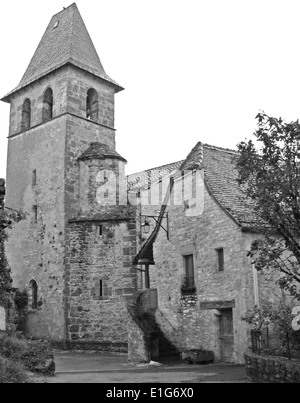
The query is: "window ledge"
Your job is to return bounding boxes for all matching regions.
[181,286,197,294]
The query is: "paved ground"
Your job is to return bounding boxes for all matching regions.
[48,351,249,383]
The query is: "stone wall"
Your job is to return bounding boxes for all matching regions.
[4,44,131,348]
[6,116,67,340]
[67,66,115,130]
[65,210,138,347]
[127,313,150,363]
[8,67,69,137]
[152,173,255,364]
[245,351,300,383]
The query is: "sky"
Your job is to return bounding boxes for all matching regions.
[1,0,300,178]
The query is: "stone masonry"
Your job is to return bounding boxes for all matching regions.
[153,179,253,363]
[1,4,137,350]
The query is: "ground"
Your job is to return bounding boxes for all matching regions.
[47,351,249,383]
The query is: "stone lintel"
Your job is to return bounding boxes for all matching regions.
[200,299,236,310]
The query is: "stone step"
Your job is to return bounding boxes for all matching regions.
[140,313,181,361]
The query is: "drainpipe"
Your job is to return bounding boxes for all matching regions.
[252,263,259,307]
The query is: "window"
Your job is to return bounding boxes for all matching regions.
[42,88,53,122]
[93,278,111,300]
[96,225,103,236]
[86,88,98,120]
[99,280,103,298]
[32,170,37,187]
[29,280,38,310]
[21,99,31,131]
[182,254,195,291]
[216,248,224,271]
[33,205,38,223]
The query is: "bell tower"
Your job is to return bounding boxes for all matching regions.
[1,4,138,349]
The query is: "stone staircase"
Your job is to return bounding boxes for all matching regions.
[142,312,181,362]
[127,289,181,363]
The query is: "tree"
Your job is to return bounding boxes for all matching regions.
[236,112,300,299]
[243,301,300,359]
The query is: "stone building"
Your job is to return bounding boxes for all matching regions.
[129,142,272,364]
[1,3,277,363]
[1,3,138,351]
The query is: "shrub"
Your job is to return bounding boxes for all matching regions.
[243,301,300,359]
[0,357,28,383]
[0,333,55,374]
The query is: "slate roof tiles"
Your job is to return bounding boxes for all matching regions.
[2,3,123,101]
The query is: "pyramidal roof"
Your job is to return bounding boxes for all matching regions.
[2,3,123,101]
[78,142,127,163]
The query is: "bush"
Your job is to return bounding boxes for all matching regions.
[0,357,28,383]
[0,333,55,375]
[243,301,300,359]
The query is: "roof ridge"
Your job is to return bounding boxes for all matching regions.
[202,143,238,154]
[127,160,183,178]
[52,3,76,17]
[69,4,76,65]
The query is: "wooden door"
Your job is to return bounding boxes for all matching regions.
[219,309,234,362]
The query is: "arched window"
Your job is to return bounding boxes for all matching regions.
[86,88,98,121]
[29,280,38,310]
[42,88,53,122]
[21,99,31,131]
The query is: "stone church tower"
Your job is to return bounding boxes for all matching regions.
[1,3,138,350]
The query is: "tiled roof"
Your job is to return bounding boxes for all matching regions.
[200,143,261,229]
[2,3,123,101]
[133,141,263,265]
[78,142,127,162]
[127,160,183,191]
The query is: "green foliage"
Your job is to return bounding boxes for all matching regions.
[243,301,300,359]
[236,112,300,298]
[14,291,28,310]
[0,356,28,383]
[0,209,24,300]
[0,333,54,374]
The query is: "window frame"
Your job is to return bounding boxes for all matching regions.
[21,98,31,131]
[216,248,225,272]
[42,87,53,122]
[86,88,99,121]
[181,254,196,293]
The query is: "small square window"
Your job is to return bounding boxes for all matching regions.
[33,205,38,223]
[216,248,224,271]
[32,170,37,187]
[94,225,103,242]
[99,280,103,298]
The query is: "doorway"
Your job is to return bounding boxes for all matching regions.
[219,309,234,362]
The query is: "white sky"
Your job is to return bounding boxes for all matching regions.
[1,0,300,179]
